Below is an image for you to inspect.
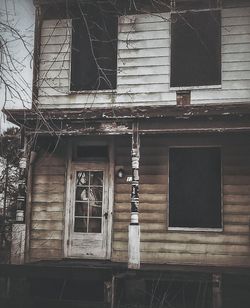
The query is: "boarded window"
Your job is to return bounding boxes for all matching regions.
[71,6,117,91]
[169,147,221,228]
[170,10,221,87]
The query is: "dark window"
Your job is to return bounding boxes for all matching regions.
[169,147,221,228]
[73,146,108,161]
[71,6,117,91]
[170,10,221,87]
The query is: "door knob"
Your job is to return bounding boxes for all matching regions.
[104,212,108,219]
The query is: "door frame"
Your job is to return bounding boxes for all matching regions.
[64,138,114,259]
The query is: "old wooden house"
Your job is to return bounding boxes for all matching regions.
[2,0,250,307]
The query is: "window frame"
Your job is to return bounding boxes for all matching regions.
[71,138,110,162]
[167,145,223,232]
[169,8,222,90]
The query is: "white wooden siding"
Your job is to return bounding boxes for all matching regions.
[38,8,250,108]
[30,149,66,261]
[38,19,71,98]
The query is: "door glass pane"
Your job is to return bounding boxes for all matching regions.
[89,203,102,217]
[74,218,87,232]
[90,171,103,186]
[90,187,103,202]
[89,218,102,233]
[75,202,88,216]
[76,172,89,186]
[76,187,89,201]
[74,170,104,233]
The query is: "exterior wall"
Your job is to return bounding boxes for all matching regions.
[38,7,250,108]
[28,134,250,266]
[29,146,66,261]
[112,134,250,267]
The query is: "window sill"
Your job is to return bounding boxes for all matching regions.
[69,89,116,95]
[169,85,222,91]
[168,227,223,232]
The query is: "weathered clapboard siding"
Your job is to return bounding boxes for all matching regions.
[111,135,250,267]
[38,19,71,97]
[37,7,250,108]
[29,148,66,261]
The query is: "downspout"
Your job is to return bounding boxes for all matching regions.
[128,120,140,269]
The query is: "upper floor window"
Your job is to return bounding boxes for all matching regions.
[70,6,117,91]
[170,10,221,88]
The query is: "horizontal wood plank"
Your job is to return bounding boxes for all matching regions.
[32,192,64,203]
[119,20,169,33]
[31,230,62,240]
[40,52,70,62]
[119,47,170,59]
[118,65,169,76]
[222,8,250,18]
[30,248,62,260]
[32,202,64,212]
[118,56,169,67]
[42,19,71,29]
[30,239,62,250]
[118,38,169,50]
[32,211,64,221]
[31,220,64,231]
[113,231,250,245]
[33,184,65,194]
[119,13,170,24]
[115,202,166,212]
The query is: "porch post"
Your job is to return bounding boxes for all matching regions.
[11,128,27,264]
[212,273,222,308]
[128,121,140,269]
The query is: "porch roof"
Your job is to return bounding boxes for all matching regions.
[3,103,250,135]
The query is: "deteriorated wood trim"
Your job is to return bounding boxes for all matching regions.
[3,104,250,136]
[4,103,250,122]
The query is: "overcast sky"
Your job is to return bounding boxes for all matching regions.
[0,0,35,132]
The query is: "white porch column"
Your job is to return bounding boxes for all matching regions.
[128,121,140,269]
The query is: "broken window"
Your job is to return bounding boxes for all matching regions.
[169,147,222,229]
[70,5,117,91]
[170,10,221,87]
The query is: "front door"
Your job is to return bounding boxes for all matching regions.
[67,162,110,259]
